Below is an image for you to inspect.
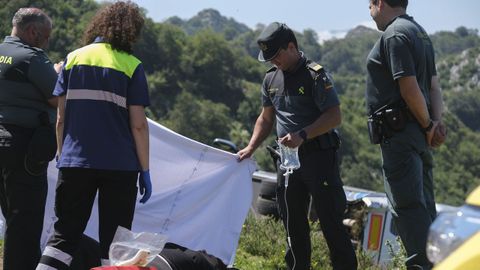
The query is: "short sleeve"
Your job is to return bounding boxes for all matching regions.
[261,77,272,107]
[127,63,150,106]
[27,52,58,99]
[313,71,340,111]
[384,34,416,80]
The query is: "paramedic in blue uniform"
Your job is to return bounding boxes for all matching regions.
[37,2,152,269]
[0,7,61,270]
[238,22,357,270]
[366,0,446,269]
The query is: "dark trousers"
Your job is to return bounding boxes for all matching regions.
[381,122,436,270]
[39,167,138,269]
[276,148,357,270]
[0,124,48,270]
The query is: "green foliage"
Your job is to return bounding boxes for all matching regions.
[145,71,177,120]
[162,91,232,143]
[236,214,398,269]
[180,30,245,111]
[321,26,380,76]
[337,96,384,191]
[235,214,340,270]
[165,8,250,39]
[236,81,262,131]
[296,29,323,61]
[385,237,407,270]
[139,23,189,119]
[437,46,480,131]
[432,113,480,205]
[231,28,263,58]
[431,27,480,60]
[134,18,185,73]
[446,88,480,131]
[0,0,99,61]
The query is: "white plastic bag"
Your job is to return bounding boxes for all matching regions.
[109,226,168,266]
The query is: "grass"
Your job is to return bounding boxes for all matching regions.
[233,214,407,270]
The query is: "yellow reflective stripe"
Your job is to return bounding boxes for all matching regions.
[66,89,127,109]
[64,43,140,78]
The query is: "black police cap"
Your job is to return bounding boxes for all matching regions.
[257,22,293,62]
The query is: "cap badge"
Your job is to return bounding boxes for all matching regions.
[259,42,268,51]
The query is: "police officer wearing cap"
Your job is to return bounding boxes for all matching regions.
[238,22,357,270]
[0,7,61,270]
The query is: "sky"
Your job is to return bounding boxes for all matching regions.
[129,0,480,41]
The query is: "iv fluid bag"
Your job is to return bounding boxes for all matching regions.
[277,141,301,172]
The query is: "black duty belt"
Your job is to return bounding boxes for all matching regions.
[299,131,340,155]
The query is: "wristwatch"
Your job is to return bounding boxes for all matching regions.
[423,120,434,132]
[299,129,308,141]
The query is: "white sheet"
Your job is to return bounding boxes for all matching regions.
[36,119,256,265]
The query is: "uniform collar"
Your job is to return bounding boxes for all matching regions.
[4,36,24,44]
[93,36,105,43]
[385,14,411,29]
[284,51,306,75]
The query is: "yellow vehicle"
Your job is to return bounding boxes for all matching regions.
[427,186,480,270]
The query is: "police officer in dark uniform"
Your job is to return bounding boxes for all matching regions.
[366,1,447,269]
[238,22,357,270]
[0,7,60,269]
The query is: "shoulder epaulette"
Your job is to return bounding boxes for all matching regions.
[266,65,277,73]
[307,61,324,73]
[307,61,333,90]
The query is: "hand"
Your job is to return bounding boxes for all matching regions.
[54,61,64,73]
[425,120,439,147]
[431,121,447,148]
[237,145,255,161]
[138,170,152,204]
[278,132,303,148]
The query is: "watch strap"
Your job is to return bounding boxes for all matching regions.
[299,129,307,141]
[423,120,434,132]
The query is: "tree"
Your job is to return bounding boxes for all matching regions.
[134,21,187,74]
[162,91,232,144]
[180,30,245,111]
[447,88,480,131]
[297,29,322,61]
[236,81,262,131]
[0,0,99,61]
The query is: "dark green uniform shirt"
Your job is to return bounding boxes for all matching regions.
[365,15,437,115]
[261,55,339,137]
[0,36,57,128]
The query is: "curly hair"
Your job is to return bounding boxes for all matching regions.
[83,1,144,53]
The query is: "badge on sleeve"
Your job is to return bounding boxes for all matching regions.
[322,74,333,90]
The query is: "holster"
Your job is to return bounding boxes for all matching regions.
[367,106,409,144]
[299,130,340,155]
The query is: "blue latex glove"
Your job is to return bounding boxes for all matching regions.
[138,170,152,203]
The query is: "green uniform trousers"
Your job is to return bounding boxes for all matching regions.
[380,122,436,270]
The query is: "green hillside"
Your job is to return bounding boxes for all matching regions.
[2,0,478,205]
